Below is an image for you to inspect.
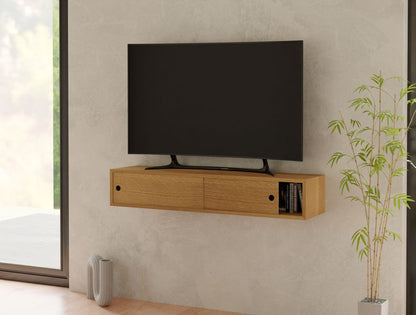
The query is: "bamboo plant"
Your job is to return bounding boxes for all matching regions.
[328,72,415,302]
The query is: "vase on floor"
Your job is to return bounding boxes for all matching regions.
[87,254,113,307]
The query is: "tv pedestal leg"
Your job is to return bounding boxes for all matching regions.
[145,155,273,176]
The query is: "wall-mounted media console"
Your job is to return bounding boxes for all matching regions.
[110,166,325,220]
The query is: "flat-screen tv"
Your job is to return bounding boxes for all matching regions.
[128,40,303,161]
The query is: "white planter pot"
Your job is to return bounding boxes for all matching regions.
[358,298,388,315]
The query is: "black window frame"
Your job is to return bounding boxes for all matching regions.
[408,0,416,313]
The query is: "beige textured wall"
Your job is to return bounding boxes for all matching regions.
[68,1,407,314]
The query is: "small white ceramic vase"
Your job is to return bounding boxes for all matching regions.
[87,254,113,306]
[358,298,388,315]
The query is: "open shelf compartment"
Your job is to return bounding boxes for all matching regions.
[278,182,303,216]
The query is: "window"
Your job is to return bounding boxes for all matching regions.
[0,0,68,286]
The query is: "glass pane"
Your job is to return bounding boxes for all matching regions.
[0,0,60,269]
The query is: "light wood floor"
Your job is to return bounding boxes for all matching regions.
[0,280,245,315]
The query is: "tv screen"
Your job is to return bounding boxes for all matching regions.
[128,40,303,161]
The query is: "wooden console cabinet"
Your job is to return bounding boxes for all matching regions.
[110,166,325,220]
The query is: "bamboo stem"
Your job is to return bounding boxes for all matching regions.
[373,74,383,300]
[367,86,377,300]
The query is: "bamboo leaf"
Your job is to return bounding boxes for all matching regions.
[354,85,370,93]
[400,83,416,101]
[387,76,407,83]
[349,97,373,111]
[351,138,366,147]
[393,193,415,209]
[392,167,407,177]
[355,127,371,135]
[386,230,402,242]
[384,140,405,155]
[351,227,368,259]
[369,155,389,176]
[371,73,384,87]
[377,110,394,124]
[380,126,399,137]
[408,98,416,107]
[357,152,367,162]
[363,110,375,118]
[358,248,368,261]
[374,235,388,243]
[346,195,364,205]
[376,208,394,217]
[350,119,362,128]
[328,152,347,167]
[328,120,345,135]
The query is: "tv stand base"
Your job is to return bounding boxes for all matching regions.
[145,155,273,176]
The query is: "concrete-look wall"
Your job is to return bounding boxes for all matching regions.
[68,1,407,314]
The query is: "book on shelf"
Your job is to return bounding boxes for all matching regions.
[297,183,303,210]
[289,183,294,213]
[295,183,299,213]
[279,182,287,212]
